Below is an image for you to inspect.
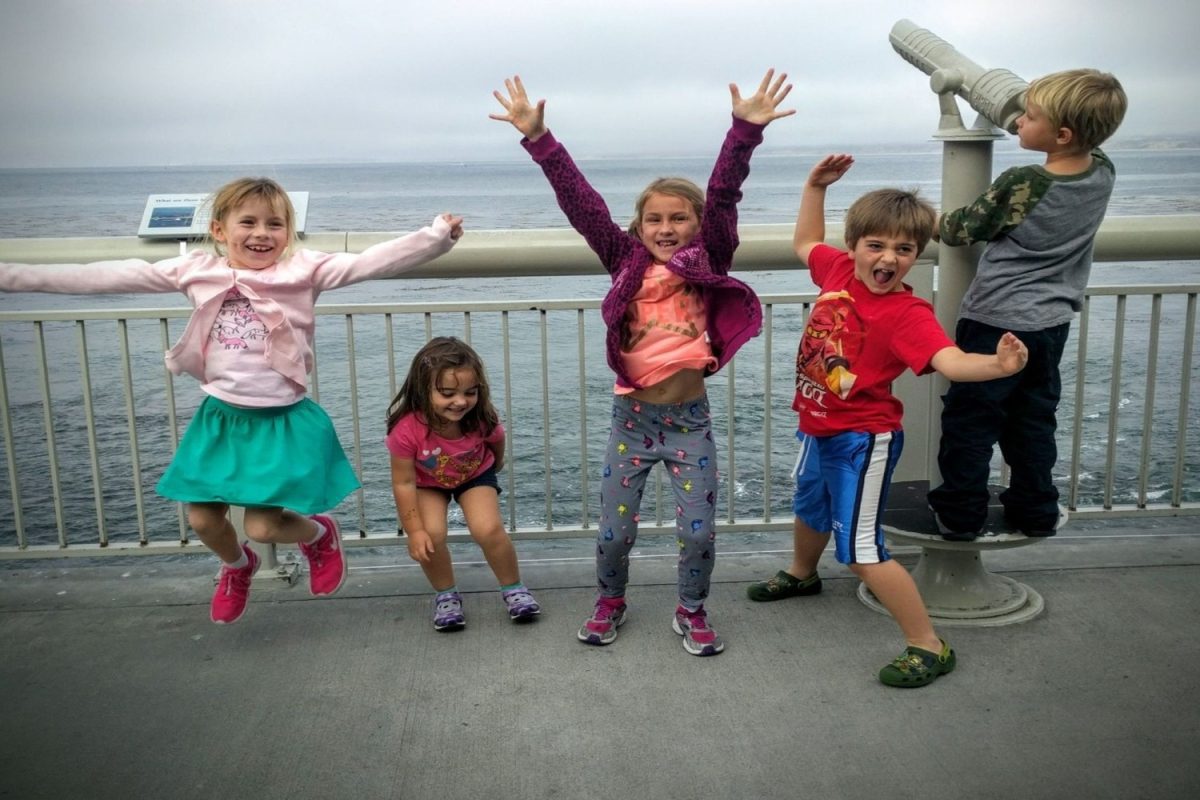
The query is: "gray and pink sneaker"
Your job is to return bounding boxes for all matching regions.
[577,595,626,645]
[672,605,725,656]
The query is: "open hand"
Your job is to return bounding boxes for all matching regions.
[490,75,547,141]
[996,332,1029,375]
[731,68,796,126]
[807,154,854,188]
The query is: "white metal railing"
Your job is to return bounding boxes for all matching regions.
[1,219,1198,558]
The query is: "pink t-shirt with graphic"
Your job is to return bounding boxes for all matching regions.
[386,412,505,489]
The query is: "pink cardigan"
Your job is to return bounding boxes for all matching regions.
[0,216,457,390]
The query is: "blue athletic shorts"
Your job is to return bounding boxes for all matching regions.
[792,429,904,565]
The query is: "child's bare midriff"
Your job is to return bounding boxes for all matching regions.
[627,367,707,405]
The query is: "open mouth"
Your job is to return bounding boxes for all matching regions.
[872,268,895,287]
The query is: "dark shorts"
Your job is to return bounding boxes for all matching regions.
[428,466,501,503]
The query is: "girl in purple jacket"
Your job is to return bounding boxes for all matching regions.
[491,71,793,656]
[0,177,463,624]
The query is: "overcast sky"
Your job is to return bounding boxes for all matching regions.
[1,0,1197,168]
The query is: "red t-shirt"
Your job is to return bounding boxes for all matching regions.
[792,244,953,436]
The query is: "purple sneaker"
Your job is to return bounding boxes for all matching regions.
[672,605,725,656]
[502,587,541,622]
[433,591,465,631]
[577,596,626,645]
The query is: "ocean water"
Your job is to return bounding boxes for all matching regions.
[1,144,1198,549]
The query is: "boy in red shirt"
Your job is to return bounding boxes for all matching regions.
[746,154,1029,687]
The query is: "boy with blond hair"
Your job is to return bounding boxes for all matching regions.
[927,69,1128,539]
[746,154,1028,687]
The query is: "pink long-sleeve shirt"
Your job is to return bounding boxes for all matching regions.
[0,217,457,401]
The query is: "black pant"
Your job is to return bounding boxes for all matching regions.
[927,318,1070,532]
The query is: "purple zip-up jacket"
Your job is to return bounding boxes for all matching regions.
[522,116,765,390]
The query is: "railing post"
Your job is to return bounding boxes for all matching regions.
[216,506,301,587]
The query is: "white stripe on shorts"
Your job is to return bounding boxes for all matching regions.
[850,431,894,565]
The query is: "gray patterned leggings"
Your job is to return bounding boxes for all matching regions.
[596,393,719,610]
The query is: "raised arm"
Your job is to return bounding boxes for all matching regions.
[730,68,796,126]
[490,74,633,271]
[793,154,854,265]
[930,331,1029,382]
[697,69,794,271]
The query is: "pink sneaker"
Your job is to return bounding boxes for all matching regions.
[300,515,347,596]
[577,595,626,645]
[210,544,260,624]
[672,605,725,656]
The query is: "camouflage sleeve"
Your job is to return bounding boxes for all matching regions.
[938,165,1052,246]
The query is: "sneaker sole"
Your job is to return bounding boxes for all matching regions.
[577,630,615,645]
[434,620,466,632]
[671,617,725,656]
[879,661,955,688]
[509,607,541,622]
[879,648,957,688]
[928,505,983,540]
[577,609,625,645]
[682,639,724,656]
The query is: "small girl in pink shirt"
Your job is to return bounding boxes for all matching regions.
[386,336,540,631]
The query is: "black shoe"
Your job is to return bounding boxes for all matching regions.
[1014,504,1069,537]
[928,505,983,541]
[746,570,822,602]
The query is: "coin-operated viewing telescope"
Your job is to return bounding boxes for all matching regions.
[890,19,1028,134]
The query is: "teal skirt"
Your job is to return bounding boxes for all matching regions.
[156,396,360,514]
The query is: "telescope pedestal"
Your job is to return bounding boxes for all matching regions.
[860,481,1047,627]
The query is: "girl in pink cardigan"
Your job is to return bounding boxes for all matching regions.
[0,177,463,623]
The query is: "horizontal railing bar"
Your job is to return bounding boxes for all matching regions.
[3,502,1197,559]
[2,215,1198,267]
[4,287,1197,325]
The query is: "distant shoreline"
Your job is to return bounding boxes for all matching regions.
[2,135,1198,172]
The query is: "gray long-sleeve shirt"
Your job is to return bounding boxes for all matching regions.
[941,150,1115,331]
